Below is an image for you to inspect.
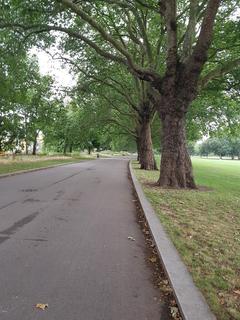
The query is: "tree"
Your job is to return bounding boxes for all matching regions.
[0,51,54,154]
[1,0,240,187]
[199,137,240,159]
[55,49,158,169]
[230,138,240,159]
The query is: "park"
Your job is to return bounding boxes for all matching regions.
[0,1,239,319]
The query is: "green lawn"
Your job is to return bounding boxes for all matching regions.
[133,157,240,320]
[0,155,94,175]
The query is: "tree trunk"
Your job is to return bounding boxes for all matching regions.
[25,141,28,155]
[136,136,141,162]
[139,118,157,170]
[158,114,196,189]
[32,132,39,155]
[63,143,68,155]
[32,140,37,155]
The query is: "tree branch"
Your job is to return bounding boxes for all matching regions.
[199,58,240,89]
[59,0,161,82]
[160,0,178,75]
[187,0,221,76]
[131,8,153,65]
[60,1,139,69]
[181,0,198,63]
[103,118,137,138]
[0,22,127,65]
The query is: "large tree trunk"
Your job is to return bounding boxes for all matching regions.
[139,118,157,170]
[158,114,196,189]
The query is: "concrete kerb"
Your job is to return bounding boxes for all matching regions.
[0,160,91,180]
[129,161,216,320]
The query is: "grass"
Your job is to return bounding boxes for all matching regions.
[133,157,240,320]
[0,154,94,175]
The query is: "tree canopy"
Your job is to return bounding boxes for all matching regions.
[0,0,239,188]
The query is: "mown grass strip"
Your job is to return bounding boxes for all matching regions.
[133,157,240,320]
[0,156,93,175]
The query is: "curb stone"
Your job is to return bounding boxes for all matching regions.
[129,161,216,320]
[0,161,91,179]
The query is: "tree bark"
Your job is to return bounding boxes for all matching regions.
[32,140,37,155]
[32,132,39,155]
[136,136,141,162]
[158,114,196,189]
[139,118,157,170]
[25,141,28,155]
[63,143,68,155]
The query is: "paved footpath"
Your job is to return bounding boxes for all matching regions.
[0,159,169,320]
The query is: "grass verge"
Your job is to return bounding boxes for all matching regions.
[0,155,94,175]
[133,158,240,320]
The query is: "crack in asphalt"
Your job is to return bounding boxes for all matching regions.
[22,238,47,242]
[0,165,95,212]
[0,236,10,244]
[0,211,40,236]
[0,201,18,211]
[48,171,84,187]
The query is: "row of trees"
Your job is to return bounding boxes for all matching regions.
[198,138,240,159]
[0,0,239,188]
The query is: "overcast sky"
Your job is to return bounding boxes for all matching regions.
[30,47,76,88]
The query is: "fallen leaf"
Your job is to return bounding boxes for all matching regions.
[170,306,178,318]
[233,290,240,295]
[128,236,135,241]
[36,303,48,310]
[149,256,157,263]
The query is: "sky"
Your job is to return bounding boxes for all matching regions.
[30,47,76,88]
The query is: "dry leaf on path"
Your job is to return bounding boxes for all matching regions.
[36,303,48,310]
[128,236,136,241]
[149,256,157,263]
[170,306,178,318]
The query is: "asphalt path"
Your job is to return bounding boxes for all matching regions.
[0,159,169,320]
